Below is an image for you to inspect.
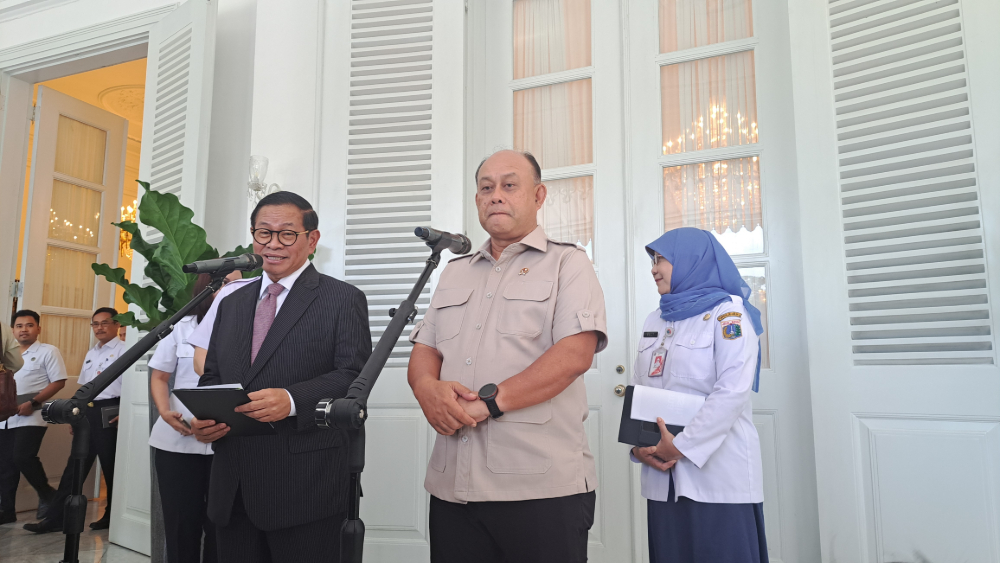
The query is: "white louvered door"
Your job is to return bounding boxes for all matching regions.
[325,1,465,561]
[793,0,1000,561]
[110,0,217,553]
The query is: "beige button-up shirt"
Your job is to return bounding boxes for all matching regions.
[409,226,608,503]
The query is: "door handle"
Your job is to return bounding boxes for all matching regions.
[614,384,626,397]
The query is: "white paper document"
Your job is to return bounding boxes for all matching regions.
[630,386,706,426]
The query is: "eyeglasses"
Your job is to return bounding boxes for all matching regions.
[650,254,666,267]
[251,228,312,246]
[90,320,116,328]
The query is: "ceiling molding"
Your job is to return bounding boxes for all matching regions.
[0,4,176,78]
[0,0,79,24]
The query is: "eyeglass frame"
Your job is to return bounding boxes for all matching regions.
[650,253,667,267]
[90,320,118,328]
[250,228,313,247]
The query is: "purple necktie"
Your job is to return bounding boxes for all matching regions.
[251,283,285,364]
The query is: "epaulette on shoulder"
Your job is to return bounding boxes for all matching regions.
[447,254,473,263]
[549,239,586,252]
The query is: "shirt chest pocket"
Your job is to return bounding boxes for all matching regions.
[669,332,715,379]
[497,281,553,338]
[430,288,474,343]
[176,341,195,359]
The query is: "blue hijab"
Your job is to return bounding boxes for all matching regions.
[645,228,764,392]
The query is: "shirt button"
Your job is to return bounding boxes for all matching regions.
[476,323,482,330]
[582,312,590,318]
[690,340,696,345]
[466,358,472,365]
[495,267,501,272]
[461,435,469,443]
[486,292,493,298]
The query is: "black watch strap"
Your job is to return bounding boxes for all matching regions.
[478,383,504,419]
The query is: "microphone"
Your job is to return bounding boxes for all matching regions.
[182,253,264,274]
[414,227,472,254]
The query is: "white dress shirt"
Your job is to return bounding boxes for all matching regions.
[186,276,261,350]
[257,260,311,416]
[630,297,764,504]
[148,316,213,455]
[3,342,68,428]
[79,337,127,401]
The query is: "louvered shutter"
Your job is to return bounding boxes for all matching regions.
[828,0,994,365]
[345,0,435,366]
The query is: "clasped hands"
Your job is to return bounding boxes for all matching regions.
[190,388,291,443]
[632,417,685,472]
[413,379,490,436]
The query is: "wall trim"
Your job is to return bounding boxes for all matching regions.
[0,4,176,77]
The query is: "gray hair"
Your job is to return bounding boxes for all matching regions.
[473,150,542,185]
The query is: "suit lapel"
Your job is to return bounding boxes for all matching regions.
[244,264,320,385]
[229,279,261,387]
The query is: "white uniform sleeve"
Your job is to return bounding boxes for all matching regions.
[44,347,68,382]
[671,300,758,469]
[148,329,180,373]
[188,280,256,349]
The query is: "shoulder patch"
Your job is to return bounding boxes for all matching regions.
[720,318,742,340]
[447,254,473,263]
[717,311,742,321]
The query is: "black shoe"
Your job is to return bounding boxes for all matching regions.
[36,489,55,519]
[23,518,61,534]
[89,515,110,530]
[0,512,16,525]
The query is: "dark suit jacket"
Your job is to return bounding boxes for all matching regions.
[200,264,371,531]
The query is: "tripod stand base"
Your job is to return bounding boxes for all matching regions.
[340,518,365,563]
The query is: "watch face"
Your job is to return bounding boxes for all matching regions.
[479,383,498,400]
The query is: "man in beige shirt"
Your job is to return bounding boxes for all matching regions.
[408,150,607,563]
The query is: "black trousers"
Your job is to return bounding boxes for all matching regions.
[215,488,345,563]
[45,398,119,523]
[429,491,596,563]
[0,425,55,514]
[155,448,217,563]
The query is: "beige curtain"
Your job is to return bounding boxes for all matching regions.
[661,51,758,155]
[539,176,594,252]
[514,79,593,169]
[663,156,762,244]
[40,315,92,377]
[42,245,97,309]
[659,0,754,54]
[49,180,103,244]
[513,0,591,79]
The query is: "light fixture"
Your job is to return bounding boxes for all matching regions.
[248,155,281,205]
[120,199,137,258]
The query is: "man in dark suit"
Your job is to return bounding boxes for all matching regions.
[191,191,372,562]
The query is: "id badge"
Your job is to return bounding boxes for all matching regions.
[648,347,667,377]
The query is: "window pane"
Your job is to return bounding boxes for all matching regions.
[40,314,92,377]
[55,115,107,184]
[663,156,763,255]
[514,78,593,169]
[660,0,754,54]
[514,0,591,79]
[42,245,97,310]
[538,176,593,260]
[661,51,758,155]
[737,265,769,369]
[49,180,102,245]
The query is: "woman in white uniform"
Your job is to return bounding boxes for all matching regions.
[148,271,240,563]
[630,227,767,563]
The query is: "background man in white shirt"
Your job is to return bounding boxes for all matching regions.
[25,308,127,533]
[0,310,67,524]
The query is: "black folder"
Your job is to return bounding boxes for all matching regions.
[617,385,685,447]
[173,388,277,437]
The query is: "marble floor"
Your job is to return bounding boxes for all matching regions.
[0,499,149,563]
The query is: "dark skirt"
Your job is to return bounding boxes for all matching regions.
[647,475,768,563]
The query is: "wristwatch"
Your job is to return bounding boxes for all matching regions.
[478,383,503,419]
[30,399,42,410]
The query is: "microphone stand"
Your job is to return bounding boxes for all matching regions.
[42,271,234,563]
[315,237,453,563]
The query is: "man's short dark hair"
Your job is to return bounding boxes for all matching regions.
[474,150,542,185]
[11,309,40,327]
[251,191,319,231]
[93,307,119,322]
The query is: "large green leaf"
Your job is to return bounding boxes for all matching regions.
[136,183,214,266]
[91,263,164,329]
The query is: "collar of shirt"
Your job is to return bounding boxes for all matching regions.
[470,225,549,265]
[258,259,311,301]
[21,340,41,357]
[93,337,125,353]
